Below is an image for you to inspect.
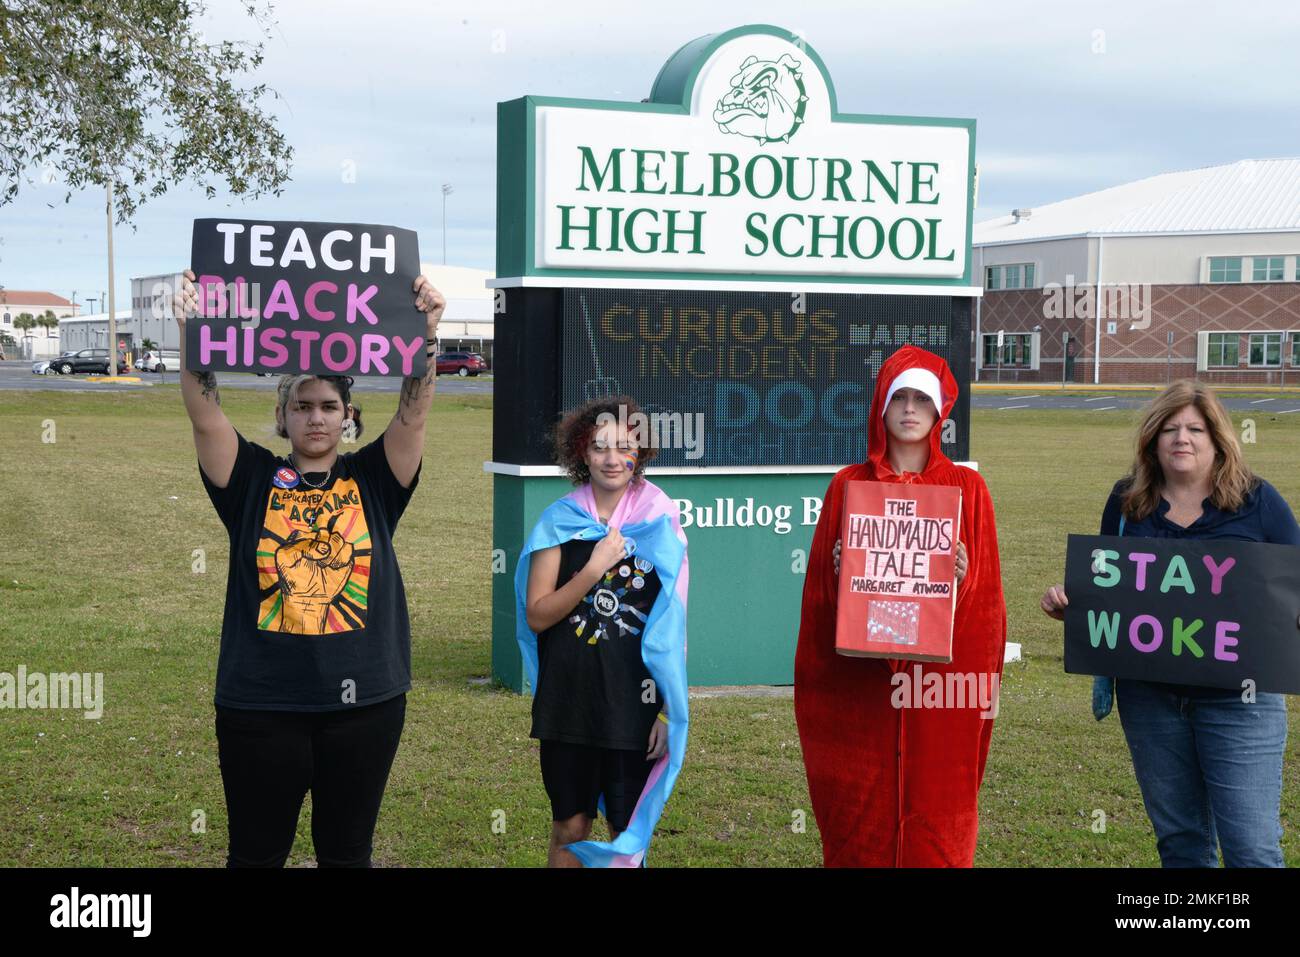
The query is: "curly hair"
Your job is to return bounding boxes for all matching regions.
[1121,379,1256,520]
[553,395,659,485]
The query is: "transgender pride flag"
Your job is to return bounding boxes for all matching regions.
[514,478,690,867]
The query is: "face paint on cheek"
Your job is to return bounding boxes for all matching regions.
[624,449,639,471]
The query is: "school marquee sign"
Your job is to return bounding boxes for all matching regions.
[495,24,977,293]
[489,24,980,690]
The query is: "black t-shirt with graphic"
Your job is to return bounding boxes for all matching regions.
[531,538,664,750]
[200,430,419,711]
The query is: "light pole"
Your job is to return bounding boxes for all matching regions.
[105,183,119,376]
[441,183,454,265]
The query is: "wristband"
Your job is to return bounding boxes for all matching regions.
[656,712,669,724]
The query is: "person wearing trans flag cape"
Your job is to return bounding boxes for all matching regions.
[515,397,689,867]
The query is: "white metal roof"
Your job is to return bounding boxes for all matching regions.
[974,158,1300,246]
[416,263,493,299]
[59,311,133,323]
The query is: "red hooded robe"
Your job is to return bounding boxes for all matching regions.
[794,345,1007,867]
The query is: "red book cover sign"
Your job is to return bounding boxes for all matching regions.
[835,480,962,662]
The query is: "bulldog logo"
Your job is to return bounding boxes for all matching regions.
[713,53,808,144]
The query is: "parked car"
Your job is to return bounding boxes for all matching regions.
[435,351,488,376]
[33,351,73,375]
[51,349,125,374]
[137,350,180,373]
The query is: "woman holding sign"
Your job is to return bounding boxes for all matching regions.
[795,344,1007,867]
[1041,380,1300,867]
[174,268,444,867]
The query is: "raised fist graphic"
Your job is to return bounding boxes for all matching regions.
[274,529,355,633]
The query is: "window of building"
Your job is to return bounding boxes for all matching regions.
[2,313,9,326]
[1292,333,1300,367]
[981,333,1034,367]
[1253,256,1286,281]
[1207,334,1231,366]
[1248,332,1282,367]
[1206,332,1239,367]
[1208,257,1243,283]
[984,263,1036,290]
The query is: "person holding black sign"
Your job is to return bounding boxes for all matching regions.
[174,268,444,867]
[1041,380,1300,867]
[795,345,1007,867]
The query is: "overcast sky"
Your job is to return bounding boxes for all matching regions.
[3,0,1298,305]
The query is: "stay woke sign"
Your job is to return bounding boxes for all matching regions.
[186,218,425,378]
[1063,534,1300,694]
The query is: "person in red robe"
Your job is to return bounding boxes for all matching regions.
[795,344,1007,867]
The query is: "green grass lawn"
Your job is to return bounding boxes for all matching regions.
[1,386,1298,866]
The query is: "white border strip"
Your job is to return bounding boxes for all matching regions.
[488,275,983,298]
[484,460,978,476]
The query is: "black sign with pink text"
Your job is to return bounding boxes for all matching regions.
[187,218,424,377]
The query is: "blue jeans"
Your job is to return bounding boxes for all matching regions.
[1116,679,1286,867]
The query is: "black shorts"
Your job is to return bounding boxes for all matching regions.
[539,740,655,833]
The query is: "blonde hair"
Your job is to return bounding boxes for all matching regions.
[274,375,363,440]
[1121,379,1256,520]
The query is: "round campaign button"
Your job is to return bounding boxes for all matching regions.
[618,565,631,579]
[632,577,644,590]
[273,467,301,489]
[593,589,619,617]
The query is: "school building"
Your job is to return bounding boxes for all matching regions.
[0,290,80,358]
[973,158,1300,385]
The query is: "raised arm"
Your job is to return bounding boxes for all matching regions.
[174,269,239,487]
[384,275,445,488]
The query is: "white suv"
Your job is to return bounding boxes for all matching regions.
[138,350,181,372]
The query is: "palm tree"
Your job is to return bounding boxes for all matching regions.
[12,313,36,357]
[37,309,60,349]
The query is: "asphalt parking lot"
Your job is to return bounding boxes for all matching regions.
[0,360,494,395]
[6,362,1298,413]
[969,389,1300,413]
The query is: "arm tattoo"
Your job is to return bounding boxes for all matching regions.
[397,376,420,425]
[192,370,221,405]
[396,365,436,426]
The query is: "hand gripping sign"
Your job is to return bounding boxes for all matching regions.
[186,218,425,378]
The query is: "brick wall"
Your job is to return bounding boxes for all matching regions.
[973,283,1300,385]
